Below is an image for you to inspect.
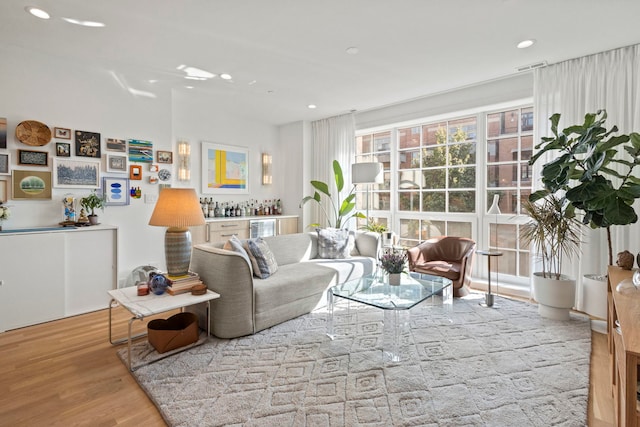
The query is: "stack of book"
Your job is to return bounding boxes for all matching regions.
[166,272,204,295]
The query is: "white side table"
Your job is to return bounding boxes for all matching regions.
[476,250,503,308]
[108,287,220,371]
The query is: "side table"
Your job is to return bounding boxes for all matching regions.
[108,287,220,371]
[476,250,503,307]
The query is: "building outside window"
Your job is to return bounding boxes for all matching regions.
[355,104,533,288]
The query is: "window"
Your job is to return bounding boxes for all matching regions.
[355,104,533,286]
[486,106,533,277]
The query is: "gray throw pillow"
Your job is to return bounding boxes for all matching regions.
[246,238,279,279]
[317,228,352,259]
[223,235,253,275]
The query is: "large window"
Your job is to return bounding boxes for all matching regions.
[486,107,533,277]
[355,104,534,286]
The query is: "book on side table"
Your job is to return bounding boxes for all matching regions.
[165,271,204,295]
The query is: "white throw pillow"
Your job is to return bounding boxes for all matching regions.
[317,228,353,259]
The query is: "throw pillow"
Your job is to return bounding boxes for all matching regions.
[317,228,352,259]
[246,238,279,279]
[223,235,253,275]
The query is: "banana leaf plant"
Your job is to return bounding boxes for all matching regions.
[529,110,640,265]
[299,160,365,229]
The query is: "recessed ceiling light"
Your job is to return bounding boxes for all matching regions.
[308,104,317,109]
[220,73,232,80]
[517,39,536,49]
[346,46,359,55]
[176,65,215,80]
[62,17,105,27]
[248,80,257,86]
[25,6,50,19]
[185,86,194,89]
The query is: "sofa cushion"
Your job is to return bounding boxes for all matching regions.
[317,228,353,259]
[223,235,253,275]
[263,233,315,265]
[246,238,279,279]
[254,263,337,314]
[305,256,376,284]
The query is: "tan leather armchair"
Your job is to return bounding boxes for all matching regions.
[407,236,476,297]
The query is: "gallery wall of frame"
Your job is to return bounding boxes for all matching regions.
[0,116,176,216]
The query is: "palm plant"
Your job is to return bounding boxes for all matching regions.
[520,194,583,280]
[299,160,365,228]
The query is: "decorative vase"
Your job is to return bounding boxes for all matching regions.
[88,215,99,225]
[389,273,401,286]
[532,272,576,320]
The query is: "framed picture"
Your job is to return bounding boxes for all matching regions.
[106,138,127,152]
[0,117,6,149]
[56,142,71,157]
[75,130,101,158]
[106,154,128,173]
[53,158,100,189]
[0,180,7,202]
[128,139,153,163]
[157,150,173,164]
[0,152,9,175]
[12,170,52,199]
[149,164,159,172]
[130,164,142,180]
[201,142,249,194]
[102,176,130,206]
[54,127,71,139]
[18,149,48,166]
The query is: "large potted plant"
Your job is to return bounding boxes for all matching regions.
[80,191,104,225]
[299,160,365,228]
[521,194,583,320]
[529,110,640,319]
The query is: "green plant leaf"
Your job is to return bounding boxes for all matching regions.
[333,160,344,193]
[311,180,330,197]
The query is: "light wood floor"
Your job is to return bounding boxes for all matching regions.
[0,306,614,427]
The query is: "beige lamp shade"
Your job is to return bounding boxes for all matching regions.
[149,188,205,228]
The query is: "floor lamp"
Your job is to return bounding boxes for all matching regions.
[149,188,205,277]
[351,162,383,227]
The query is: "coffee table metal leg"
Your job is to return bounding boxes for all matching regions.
[109,299,146,346]
[327,289,335,339]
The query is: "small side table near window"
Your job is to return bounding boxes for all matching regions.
[476,250,503,308]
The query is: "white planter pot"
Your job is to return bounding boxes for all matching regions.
[582,274,607,320]
[532,272,576,321]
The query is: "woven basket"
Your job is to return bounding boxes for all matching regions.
[147,312,199,354]
[15,120,52,146]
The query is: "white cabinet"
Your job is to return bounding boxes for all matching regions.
[0,226,118,331]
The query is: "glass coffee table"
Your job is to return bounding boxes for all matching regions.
[327,271,453,362]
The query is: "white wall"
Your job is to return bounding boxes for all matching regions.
[0,46,284,282]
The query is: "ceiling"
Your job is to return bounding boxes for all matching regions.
[1,0,639,125]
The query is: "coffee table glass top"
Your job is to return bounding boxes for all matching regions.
[330,272,452,310]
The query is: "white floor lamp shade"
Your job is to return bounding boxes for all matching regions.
[488,194,501,247]
[352,162,383,226]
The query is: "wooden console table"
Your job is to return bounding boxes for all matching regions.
[608,266,640,426]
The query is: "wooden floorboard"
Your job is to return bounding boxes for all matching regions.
[0,304,613,426]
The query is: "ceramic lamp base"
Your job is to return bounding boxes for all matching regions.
[165,227,192,276]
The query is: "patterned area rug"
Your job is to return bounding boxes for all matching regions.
[120,294,591,426]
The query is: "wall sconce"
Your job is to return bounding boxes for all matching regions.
[177,139,190,182]
[262,152,272,185]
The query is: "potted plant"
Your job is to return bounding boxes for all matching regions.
[530,110,640,319]
[521,194,583,320]
[299,160,365,229]
[380,250,407,285]
[80,191,104,225]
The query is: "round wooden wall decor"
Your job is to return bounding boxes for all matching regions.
[15,120,52,146]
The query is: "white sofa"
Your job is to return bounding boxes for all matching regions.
[190,231,380,338]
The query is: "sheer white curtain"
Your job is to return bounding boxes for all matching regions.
[310,113,356,228]
[534,43,640,310]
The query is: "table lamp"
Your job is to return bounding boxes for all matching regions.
[351,162,383,226]
[149,188,205,277]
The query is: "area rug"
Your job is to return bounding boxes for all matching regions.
[120,294,591,426]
